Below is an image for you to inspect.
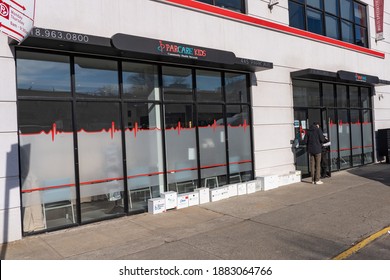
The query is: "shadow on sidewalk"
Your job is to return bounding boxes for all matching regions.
[346,163,390,187]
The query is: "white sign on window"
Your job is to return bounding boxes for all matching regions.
[0,0,35,42]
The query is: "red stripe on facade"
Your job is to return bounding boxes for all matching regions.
[165,0,385,59]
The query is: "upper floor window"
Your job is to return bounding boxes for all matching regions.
[288,0,368,48]
[196,0,245,13]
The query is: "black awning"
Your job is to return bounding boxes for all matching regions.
[18,27,272,72]
[291,68,390,86]
[111,33,273,72]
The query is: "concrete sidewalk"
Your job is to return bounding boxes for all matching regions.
[1,163,390,260]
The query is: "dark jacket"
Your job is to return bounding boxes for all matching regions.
[305,124,326,155]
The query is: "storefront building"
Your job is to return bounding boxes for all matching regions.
[0,0,389,243]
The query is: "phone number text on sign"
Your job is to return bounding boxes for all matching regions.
[31,28,90,43]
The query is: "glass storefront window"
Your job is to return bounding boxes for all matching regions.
[293,80,321,107]
[17,50,253,234]
[225,72,249,103]
[17,52,71,97]
[196,70,222,102]
[75,57,119,97]
[351,110,362,166]
[337,85,348,107]
[125,103,164,211]
[198,105,227,188]
[162,66,193,102]
[328,109,339,171]
[122,62,159,100]
[165,104,198,193]
[227,105,252,182]
[361,88,371,108]
[18,101,76,233]
[338,109,351,169]
[322,83,335,107]
[349,86,359,107]
[76,102,124,221]
[362,110,373,163]
[293,79,373,175]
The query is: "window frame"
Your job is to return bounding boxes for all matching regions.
[288,0,369,48]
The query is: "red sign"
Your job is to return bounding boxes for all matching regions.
[374,0,384,41]
[0,0,35,42]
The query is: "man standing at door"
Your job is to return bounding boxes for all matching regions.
[305,122,326,184]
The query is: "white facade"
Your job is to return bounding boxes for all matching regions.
[0,0,389,243]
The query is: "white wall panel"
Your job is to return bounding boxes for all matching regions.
[0,58,17,102]
[255,163,295,178]
[0,34,13,57]
[252,107,293,125]
[0,102,17,132]
[254,148,294,170]
[253,124,294,151]
[252,82,292,107]
[0,208,22,243]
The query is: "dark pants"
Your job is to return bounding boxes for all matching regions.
[310,153,322,183]
[321,148,329,177]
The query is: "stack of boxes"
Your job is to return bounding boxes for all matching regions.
[148,170,302,214]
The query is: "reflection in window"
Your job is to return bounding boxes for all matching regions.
[361,88,371,108]
[122,62,159,100]
[355,26,367,47]
[17,52,71,97]
[340,0,353,20]
[325,0,339,16]
[307,0,322,10]
[354,2,366,26]
[322,83,335,107]
[307,8,324,35]
[75,57,119,97]
[341,20,354,44]
[289,1,305,30]
[196,70,222,102]
[349,86,359,107]
[293,80,320,107]
[337,85,348,107]
[162,66,193,102]
[225,72,248,103]
[325,15,340,40]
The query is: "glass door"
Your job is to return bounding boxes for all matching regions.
[293,108,323,178]
[294,109,309,177]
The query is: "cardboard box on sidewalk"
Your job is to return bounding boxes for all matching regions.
[161,191,177,210]
[177,193,189,209]
[187,192,199,206]
[148,198,166,214]
[195,187,210,204]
